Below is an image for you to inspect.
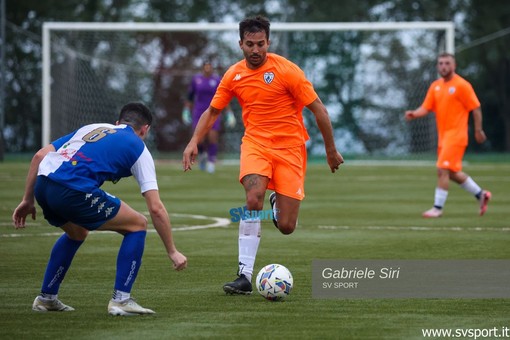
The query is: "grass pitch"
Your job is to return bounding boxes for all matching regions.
[1,159,509,339]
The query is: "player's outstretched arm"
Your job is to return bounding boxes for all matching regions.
[12,144,55,229]
[306,98,344,173]
[143,190,187,271]
[182,106,222,171]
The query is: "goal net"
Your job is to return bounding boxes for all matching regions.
[43,22,454,159]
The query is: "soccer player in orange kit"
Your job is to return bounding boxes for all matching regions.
[182,15,344,294]
[405,53,491,218]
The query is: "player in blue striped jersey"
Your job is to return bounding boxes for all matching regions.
[12,102,187,315]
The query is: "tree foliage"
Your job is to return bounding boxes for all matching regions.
[5,0,134,152]
[460,0,510,151]
[3,0,509,154]
[368,0,510,152]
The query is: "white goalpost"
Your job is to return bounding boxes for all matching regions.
[42,21,454,157]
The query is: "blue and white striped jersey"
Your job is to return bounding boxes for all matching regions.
[38,123,158,193]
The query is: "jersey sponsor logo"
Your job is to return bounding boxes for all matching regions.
[233,73,242,81]
[264,72,275,84]
[59,148,77,161]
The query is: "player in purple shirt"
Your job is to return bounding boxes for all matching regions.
[182,61,235,173]
[12,102,187,315]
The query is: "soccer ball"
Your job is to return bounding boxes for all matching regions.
[255,264,293,301]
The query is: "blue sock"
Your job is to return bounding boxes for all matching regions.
[114,230,146,293]
[41,234,84,295]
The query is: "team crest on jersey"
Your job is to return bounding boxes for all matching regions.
[449,86,456,94]
[264,72,275,84]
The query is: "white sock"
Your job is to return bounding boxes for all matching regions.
[460,176,482,197]
[434,187,448,209]
[112,289,130,302]
[238,218,261,282]
[40,293,57,301]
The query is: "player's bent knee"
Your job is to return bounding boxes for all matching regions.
[128,212,148,232]
[61,223,89,241]
[66,229,89,241]
[245,196,264,211]
[278,223,296,235]
[136,213,148,230]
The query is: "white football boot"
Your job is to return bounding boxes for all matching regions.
[32,296,75,312]
[108,298,155,316]
[422,207,443,218]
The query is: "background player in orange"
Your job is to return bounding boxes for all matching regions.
[405,53,490,218]
[182,15,343,295]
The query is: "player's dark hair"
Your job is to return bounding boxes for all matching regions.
[239,15,270,41]
[438,52,455,60]
[118,102,153,130]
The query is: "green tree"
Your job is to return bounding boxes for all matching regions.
[460,0,510,151]
[4,0,507,155]
[5,0,132,152]
[369,0,509,152]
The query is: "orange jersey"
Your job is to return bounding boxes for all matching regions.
[422,74,480,147]
[210,53,318,148]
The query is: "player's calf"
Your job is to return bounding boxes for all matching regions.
[269,192,298,234]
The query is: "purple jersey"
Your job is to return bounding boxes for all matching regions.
[188,73,222,130]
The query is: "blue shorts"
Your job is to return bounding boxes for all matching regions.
[34,176,121,230]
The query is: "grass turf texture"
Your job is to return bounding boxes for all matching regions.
[1,160,509,339]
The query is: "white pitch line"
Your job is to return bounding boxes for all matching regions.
[318,225,510,232]
[170,213,231,229]
[1,213,231,238]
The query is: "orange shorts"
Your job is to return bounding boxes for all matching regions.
[239,139,307,200]
[436,144,466,172]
